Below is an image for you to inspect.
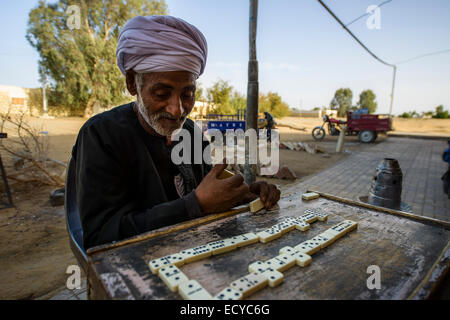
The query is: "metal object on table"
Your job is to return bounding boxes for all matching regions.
[367,158,403,210]
[0,132,13,209]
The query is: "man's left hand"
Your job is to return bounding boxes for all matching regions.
[244,181,281,209]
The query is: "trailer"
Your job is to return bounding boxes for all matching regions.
[312,110,392,143]
[346,111,392,143]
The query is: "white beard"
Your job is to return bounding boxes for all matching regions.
[135,92,187,137]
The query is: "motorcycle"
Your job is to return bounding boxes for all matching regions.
[312,115,347,141]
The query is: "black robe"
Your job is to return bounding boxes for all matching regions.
[71,102,211,249]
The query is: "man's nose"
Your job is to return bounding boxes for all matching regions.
[165,95,184,119]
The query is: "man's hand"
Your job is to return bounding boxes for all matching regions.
[248,181,281,209]
[195,163,250,214]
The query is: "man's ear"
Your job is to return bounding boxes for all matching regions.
[126,69,137,96]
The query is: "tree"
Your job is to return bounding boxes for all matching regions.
[330,88,353,117]
[259,92,290,118]
[357,90,377,114]
[195,83,204,101]
[26,0,168,117]
[433,105,449,119]
[206,79,234,114]
[399,112,412,118]
[230,91,247,113]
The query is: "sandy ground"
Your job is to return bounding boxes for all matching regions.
[0,115,448,299]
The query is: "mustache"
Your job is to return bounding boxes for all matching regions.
[154,111,188,122]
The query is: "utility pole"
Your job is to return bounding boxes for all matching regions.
[388,65,396,118]
[41,69,48,118]
[244,0,259,185]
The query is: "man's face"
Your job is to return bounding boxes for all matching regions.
[135,71,196,136]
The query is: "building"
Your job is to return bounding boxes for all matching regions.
[0,85,30,114]
[189,100,212,119]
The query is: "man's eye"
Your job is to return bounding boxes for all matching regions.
[182,92,194,99]
[155,92,170,99]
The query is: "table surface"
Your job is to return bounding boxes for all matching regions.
[87,190,450,300]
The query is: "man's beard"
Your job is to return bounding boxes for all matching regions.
[136,93,188,137]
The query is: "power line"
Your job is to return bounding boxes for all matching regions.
[396,49,450,65]
[345,0,392,27]
[317,0,394,68]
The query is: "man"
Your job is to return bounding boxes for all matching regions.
[442,140,450,198]
[72,16,281,250]
[264,111,274,141]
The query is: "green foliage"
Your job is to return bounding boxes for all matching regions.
[206,79,234,114]
[26,0,168,117]
[330,88,353,117]
[399,112,412,118]
[357,89,377,114]
[27,88,44,111]
[204,79,290,118]
[433,105,449,119]
[258,92,290,118]
[195,83,204,101]
[399,110,420,118]
[230,91,247,112]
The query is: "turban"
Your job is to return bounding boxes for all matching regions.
[116,15,208,78]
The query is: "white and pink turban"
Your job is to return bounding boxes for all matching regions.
[116,15,208,78]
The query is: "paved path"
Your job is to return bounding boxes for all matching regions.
[302,137,450,222]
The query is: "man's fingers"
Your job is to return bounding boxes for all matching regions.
[234,183,250,202]
[259,182,270,204]
[227,173,245,187]
[265,185,281,208]
[210,162,228,178]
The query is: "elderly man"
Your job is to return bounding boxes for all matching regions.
[72,16,280,250]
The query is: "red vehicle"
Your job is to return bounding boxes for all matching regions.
[312,111,392,143]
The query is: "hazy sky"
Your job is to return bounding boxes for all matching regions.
[1,0,449,115]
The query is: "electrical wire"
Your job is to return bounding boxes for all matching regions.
[317,0,395,67]
[396,49,450,65]
[345,0,392,27]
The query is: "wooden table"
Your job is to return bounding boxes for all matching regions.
[85,187,450,300]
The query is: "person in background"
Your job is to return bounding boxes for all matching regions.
[442,140,450,198]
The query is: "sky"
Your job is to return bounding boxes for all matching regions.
[0,0,449,115]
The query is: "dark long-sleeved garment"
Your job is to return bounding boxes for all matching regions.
[72,102,212,250]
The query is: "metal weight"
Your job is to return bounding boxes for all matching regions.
[367,158,403,210]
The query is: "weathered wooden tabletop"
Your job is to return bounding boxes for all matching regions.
[86,189,450,300]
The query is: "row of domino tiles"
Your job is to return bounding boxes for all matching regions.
[148,208,357,299]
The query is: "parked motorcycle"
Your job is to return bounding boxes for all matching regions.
[312,115,347,141]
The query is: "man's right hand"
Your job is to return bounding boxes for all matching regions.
[195,163,250,214]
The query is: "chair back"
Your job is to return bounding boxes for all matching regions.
[65,156,88,272]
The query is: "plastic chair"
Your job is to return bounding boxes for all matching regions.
[64,156,90,295]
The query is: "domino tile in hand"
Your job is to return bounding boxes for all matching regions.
[250,198,265,213]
